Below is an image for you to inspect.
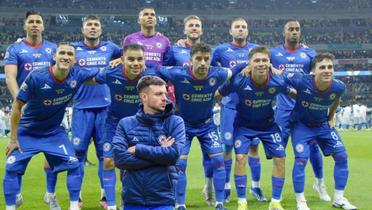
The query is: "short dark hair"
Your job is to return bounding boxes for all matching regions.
[123,43,144,53]
[137,76,166,93]
[190,42,211,57]
[25,10,42,21]
[248,46,270,60]
[231,17,247,26]
[284,19,300,30]
[139,7,155,16]
[311,52,335,70]
[83,15,100,25]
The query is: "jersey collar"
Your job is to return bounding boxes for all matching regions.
[312,76,333,94]
[250,71,270,88]
[188,65,208,81]
[23,38,43,49]
[122,66,141,82]
[49,67,68,84]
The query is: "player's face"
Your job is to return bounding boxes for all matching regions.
[24,14,44,37]
[122,49,146,76]
[249,52,270,77]
[191,51,211,78]
[284,21,301,44]
[82,19,102,40]
[138,8,157,28]
[54,45,76,71]
[143,85,167,113]
[230,20,248,41]
[184,19,202,40]
[313,58,334,83]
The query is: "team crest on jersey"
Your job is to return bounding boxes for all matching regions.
[329,93,336,100]
[103,142,111,152]
[269,87,276,94]
[158,135,167,145]
[70,80,77,88]
[183,94,191,101]
[6,155,16,164]
[45,48,52,54]
[300,52,307,59]
[78,58,86,66]
[209,78,217,86]
[234,139,242,148]
[295,144,304,153]
[100,46,107,51]
[229,60,237,67]
[43,100,52,106]
[20,83,28,91]
[115,94,123,101]
[24,62,33,71]
[245,99,252,106]
[156,42,162,48]
[73,137,80,145]
[4,51,9,59]
[301,101,309,108]
[224,132,232,140]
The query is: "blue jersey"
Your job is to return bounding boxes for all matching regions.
[212,43,259,108]
[285,73,346,124]
[163,45,191,67]
[270,44,316,110]
[159,66,229,124]
[3,39,56,86]
[95,65,157,121]
[220,73,288,130]
[17,66,99,136]
[72,41,122,109]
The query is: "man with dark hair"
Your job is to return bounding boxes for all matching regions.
[3,10,59,209]
[211,17,266,204]
[159,43,231,210]
[270,19,331,203]
[3,43,100,210]
[285,52,357,210]
[112,75,185,210]
[70,15,122,209]
[217,46,289,210]
[94,43,156,210]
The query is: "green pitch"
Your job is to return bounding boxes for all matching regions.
[0,131,370,209]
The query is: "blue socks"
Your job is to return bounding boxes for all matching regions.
[333,152,348,190]
[211,154,226,203]
[292,158,308,193]
[3,171,20,205]
[67,167,82,201]
[202,153,213,178]
[248,156,261,182]
[176,158,188,205]
[234,174,247,199]
[103,168,116,206]
[45,168,57,193]
[309,143,323,179]
[98,159,104,188]
[224,158,233,184]
[272,176,285,200]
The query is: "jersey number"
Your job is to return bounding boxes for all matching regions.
[270,133,282,143]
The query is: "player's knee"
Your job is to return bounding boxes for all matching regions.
[294,157,308,170]
[103,158,115,170]
[235,154,247,168]
[273,157,286,171]
[333,152,348,163]
[210,153,224,169]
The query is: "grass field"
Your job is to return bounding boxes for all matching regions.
[0,131,371,209]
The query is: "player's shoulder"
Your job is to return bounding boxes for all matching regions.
[215,43,231,50]
[100,40,119,48]
[42,40,57,48]
[29,66,50,79]
[299,44,316,54]
[332,78,346,90]
[270,44,283,52]
[246,42,260,49]
[155,32,170,40]
[210,66,229,73]
[119,115,138,129]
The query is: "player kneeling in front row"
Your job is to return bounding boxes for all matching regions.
[285,53,357,210]
[217,47,290,210]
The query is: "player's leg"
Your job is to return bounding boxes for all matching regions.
[248,139,267,202]
[201,123,226,210]
[43,159,61,209]
[317,126,357,210]
[220,106,236,203]
[274,108,291,148]
[175,131,193,210]
[258,126,285,209]
[71,108,95,205]
[291,122,314,210]
[102,120,118,210]
[43,128,82,210]
[92,108,109,203]
[201,152,214,206]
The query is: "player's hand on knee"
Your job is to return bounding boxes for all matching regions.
[6,139,21,156]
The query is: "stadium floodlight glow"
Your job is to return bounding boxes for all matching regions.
[228,0,237,4]
[145,0,153,3]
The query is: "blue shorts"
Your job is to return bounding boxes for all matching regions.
[124,204,174,210]
[71,107,108,158]
[292,121,346,158]
[102,119,119,158]
[275,108,292,147]
[182,121,224,156]
[233,124,285,159]
[6,126,79,174]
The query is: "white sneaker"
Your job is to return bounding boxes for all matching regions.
[297,199,311,210]
[333,197,357,210]
[202,184,214,206]
[44,193,62,210]
[15,193,23,208]
[313,182,331,201]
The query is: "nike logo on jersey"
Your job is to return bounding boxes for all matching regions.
[41,83,52,89]
[113,79,122,84]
